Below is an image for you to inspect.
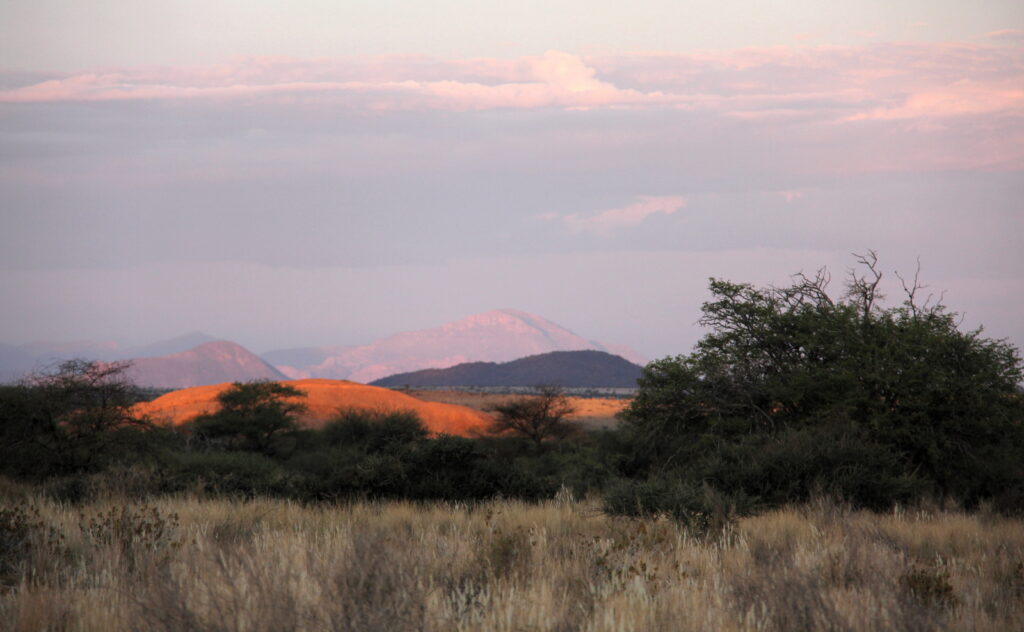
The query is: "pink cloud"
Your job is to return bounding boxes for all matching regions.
[559,196,687,235]
[848,78,1024,120]
[0,51,657,111]
[1,43,1021,126]
[988,29,1024,42]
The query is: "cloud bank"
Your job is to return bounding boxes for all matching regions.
[2,43,1021,125]
[555,196,687,235]
[2,40,1022,358]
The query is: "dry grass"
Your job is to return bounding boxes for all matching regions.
[402,389,629,429]
[2,492,1023,631]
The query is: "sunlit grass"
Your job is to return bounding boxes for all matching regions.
[2,491,1022,631]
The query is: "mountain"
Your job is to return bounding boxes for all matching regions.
[264,309,647,384]
[133,378,492,437]
[371,350,643,388]
[261,346,337,369]
[124,341,286,389]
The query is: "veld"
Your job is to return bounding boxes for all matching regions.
[1,489,1023,631]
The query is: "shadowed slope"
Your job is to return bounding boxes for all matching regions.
[133,378,492,437]
[371,350,643,387]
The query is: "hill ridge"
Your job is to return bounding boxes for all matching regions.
[370,349,643,388]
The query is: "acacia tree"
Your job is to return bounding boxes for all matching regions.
[617,252,1024,510]
[0,360,148,477]
[489,386,576,449]
[192,381,307,455]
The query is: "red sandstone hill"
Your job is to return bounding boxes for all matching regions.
[132,378,492,437]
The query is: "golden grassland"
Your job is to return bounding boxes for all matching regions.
[400,389,630,429]
[2,488,1023,631]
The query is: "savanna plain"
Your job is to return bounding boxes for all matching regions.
[2,487,1023,632]
[4,262,1024,631]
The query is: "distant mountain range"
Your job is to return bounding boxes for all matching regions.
[370,350,644,388]
[2,309,647,388]
[265,309,646,383]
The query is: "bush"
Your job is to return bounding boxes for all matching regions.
[403,436,554,501]
[602,479,752,535]
[163,451,297,497]
[320,409,428,452]
[614,253,1024,512]
[700,421,926,510]
[0,361,150,479]
[488,386,577,448]
[505,436,615,499]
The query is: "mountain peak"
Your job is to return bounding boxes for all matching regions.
[187,340,251,355]
[440,309,574,336]
[266,309,646,383]
[125,340,285,388]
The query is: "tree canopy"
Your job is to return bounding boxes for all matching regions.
[616,253,1024,512]
[488,386,577,448]
[192,381,307,455]
[0,360,150,478]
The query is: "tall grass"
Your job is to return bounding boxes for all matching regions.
[2,490,1022,631]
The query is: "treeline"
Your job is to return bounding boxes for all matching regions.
[2,254,1023,520]
[0,367,605,504]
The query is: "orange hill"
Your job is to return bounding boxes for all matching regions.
[133,379,492,437]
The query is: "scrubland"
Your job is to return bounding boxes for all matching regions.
[3,490,1023,632]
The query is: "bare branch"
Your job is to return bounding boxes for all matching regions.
[894,257,929,317]
[847,250,884,321]
[773,267,834,310]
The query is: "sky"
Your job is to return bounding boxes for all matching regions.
[1,1,1022,359]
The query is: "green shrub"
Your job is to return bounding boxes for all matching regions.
[163,451,296,497]
[615,254,1024,512]
[320,409,428,452]
[602,479,752,536]
[191,381,306,455]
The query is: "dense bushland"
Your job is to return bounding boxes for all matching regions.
[0,369,596,503]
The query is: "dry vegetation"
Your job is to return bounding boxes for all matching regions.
[2,487,1023,632]
[402,389,629,429]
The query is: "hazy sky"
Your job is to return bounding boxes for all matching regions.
[2,1,1022,358]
